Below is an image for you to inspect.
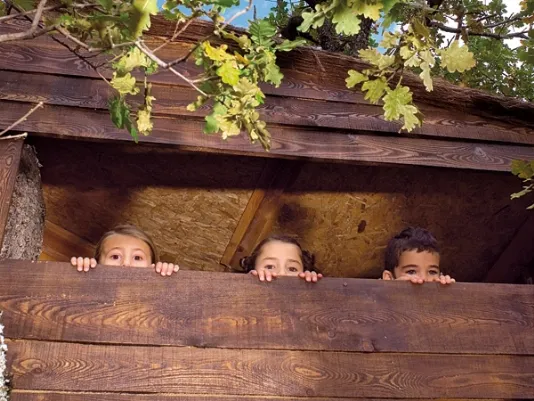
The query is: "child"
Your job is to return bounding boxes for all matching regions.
[241,235,322,283]
[382,227,455,284]
[71,224,179,277]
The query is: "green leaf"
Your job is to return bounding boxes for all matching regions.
[354,0,383,20]
[276,38,308,52]
[299,10,325,32]
[359,48,395,69]
[111,73,139,95]
[346,70,368,88]
[264,63,284,87]
[249,19,277,46]
[362,77,387,104]
[114,47,155,74]
[440,40,476,73]
[12,0,35,10]
[130,0,159,38]
[332,5,361,35]
[383,85,421,131]
[419,62,433,91]
[97,0,113,10]
[109,96,138,142]
[204,102,227,134]
[217,61,240,85]
[511,160,534,179]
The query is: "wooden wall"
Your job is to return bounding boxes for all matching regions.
[1,261,534,400]
[33,137,532,282]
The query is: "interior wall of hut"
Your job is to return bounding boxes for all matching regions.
[32,136,532,283]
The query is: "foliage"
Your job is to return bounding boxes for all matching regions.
[0,0,532,151]
[511,160,534,209]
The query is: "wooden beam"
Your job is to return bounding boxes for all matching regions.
[7,339,534,399]
[0,134,24,246]
[10,393,507,401]
[2,17,534,128]
[39,219,96,262]
[221,159,301,270]
[1,69,532,146]
[2,261,533,355]
[484,215,534,283]
[1,100,533,172]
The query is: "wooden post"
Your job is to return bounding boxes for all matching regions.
[0,134,25,247]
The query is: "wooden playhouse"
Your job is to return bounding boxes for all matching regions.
[0,16,533,401]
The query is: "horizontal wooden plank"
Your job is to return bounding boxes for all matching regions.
[1,70,532,146]
[8,391,509,401]
[1,100,533,171]
[7,339,534,398]
[2,18,534,130]
[2,261,534,354]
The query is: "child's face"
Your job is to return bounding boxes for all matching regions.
[255,240,304,276]
[383,250,441,282]
[99,234,153,267]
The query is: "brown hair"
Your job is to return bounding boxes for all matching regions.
[240,235,318,273]
[94,224,159,264]
[385,227,439,274]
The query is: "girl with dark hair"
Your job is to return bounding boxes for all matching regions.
[241,235,322,283]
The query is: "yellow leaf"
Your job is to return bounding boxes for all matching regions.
[419,62,433,92]
[362,77,387,104]
[346,69,368,88]
[137,108,152,135]
[203,42,231,62]
[110,73,139,95]
[440,40,476,73]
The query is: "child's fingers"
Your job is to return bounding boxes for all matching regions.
[76,257,84,272]
[70,257,77,267]
[160,262,169,276]
[154,262,162,273]
[166,263,177,276]
[90,258,97,269]
[173,264,180,273]
[410,276,424,284]
[83,257,92,272]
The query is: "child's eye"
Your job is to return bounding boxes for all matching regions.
[288,267,298,272]
[110,254,120,260]
[429,270,439,275]
[265,264,275,270]
[406,269,417,275]
[134,255,144,261]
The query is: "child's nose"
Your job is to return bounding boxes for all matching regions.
[122,256,132,266]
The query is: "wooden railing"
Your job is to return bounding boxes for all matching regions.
[1,260,533,401]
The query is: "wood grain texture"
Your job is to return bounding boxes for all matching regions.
[2,17,534,130]
[2,261,534,354]
[0,136,24,246]
[484,215,534,283]
[9,393,508,401]
[272,162,532,281]
[1,70,532,146]
[220,159,302,269]
[39,219,95,262]
[2,101,534,172]
[34,138,264,269]
[7,339,534,398]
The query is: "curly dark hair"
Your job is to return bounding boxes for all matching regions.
[240,235,318,273]
[385,227,439,273]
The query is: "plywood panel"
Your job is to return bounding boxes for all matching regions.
[273,163,532,281]
[33,137,265,270]
[2,261,534,354]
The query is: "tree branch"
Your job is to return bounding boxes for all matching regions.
[151,17,196,54]
[136,41,207,96]
[0,0,48,43]
[0,102,43,136]
[429,21,529,40]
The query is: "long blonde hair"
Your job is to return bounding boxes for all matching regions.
[94,224,159,264]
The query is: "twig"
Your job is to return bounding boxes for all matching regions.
[221,0,253,30]
[136,41,207,96]
[55,26,136,52]
[0,0,47,43]
[0,102,43,136]
[0,5,57,22]
[428,21,529,40]
[152,17,196,54]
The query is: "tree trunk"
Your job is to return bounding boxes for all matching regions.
[0,144,45,260]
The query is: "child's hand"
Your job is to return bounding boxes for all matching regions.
[298,271,323,283]
[250,269,277,282]
[153,262,180,277]
[70,256,97,272]
[437,274,455,285]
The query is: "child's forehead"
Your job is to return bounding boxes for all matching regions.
[398,249,440,263]
[102,234,150,252]
[259,241,301,258]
